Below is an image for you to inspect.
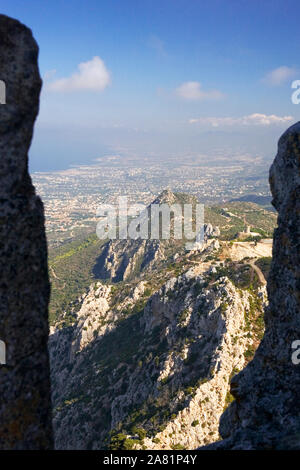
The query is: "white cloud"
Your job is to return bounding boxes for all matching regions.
[176,81,224,101]
[262,66,296,86]
[189,113,293,127]
[48,56,110,92]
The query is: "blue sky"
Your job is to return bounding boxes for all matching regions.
[2,0,300,171]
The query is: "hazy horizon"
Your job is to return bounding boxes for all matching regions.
[2,0,300,172]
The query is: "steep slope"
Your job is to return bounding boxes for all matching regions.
[48,196,276,324]
[49,254,266,449]
[92,189,199,282]
[93,238,165,282]
[204,121,300,450]
[48,189,222,322]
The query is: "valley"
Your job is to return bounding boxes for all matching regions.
[47,189,276,449]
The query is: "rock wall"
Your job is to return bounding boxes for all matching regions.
[125,275,259,450]
[0,15,53,449]
[204,122,300,450]
[50,260,265,449]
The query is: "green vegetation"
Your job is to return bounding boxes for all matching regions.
[109,432,137,450]
[171,443,186,450]
[48,234,106,323]
[205,202,277,241]
[223,390,235,411]
[206,261,261,291]
[178,308,189,325]
[51,197,271,449]
[244,345,256,360]
[243,290,265,362]
[49,200,275,325]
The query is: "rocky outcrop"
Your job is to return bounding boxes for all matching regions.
[111,274,258,450]
[93,190,182,283]
[93,190,220,282]
[204,122,300,449]
[93,238,165,282]
[49,258,265,449]
[0,15,53,449]
[189,223,220,253]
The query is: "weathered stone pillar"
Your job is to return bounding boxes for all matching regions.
[0,15,53,449]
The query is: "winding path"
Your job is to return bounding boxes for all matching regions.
[248,258,266,285]
[49,265,66,290]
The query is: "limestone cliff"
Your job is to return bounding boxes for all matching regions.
[93,190,212,283]
[0,15,53,449]
[204,122,300,450]
[49,259,265,449]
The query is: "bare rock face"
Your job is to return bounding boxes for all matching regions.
[0,15,53,449]
[50,261,264,449]
[204,122,300,450]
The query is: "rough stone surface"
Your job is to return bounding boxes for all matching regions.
[92,190,212,283]
[203,122,300,450]
[49,261,265,449]
[0,15,53,449]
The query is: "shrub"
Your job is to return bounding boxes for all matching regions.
[171,443,186,450]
